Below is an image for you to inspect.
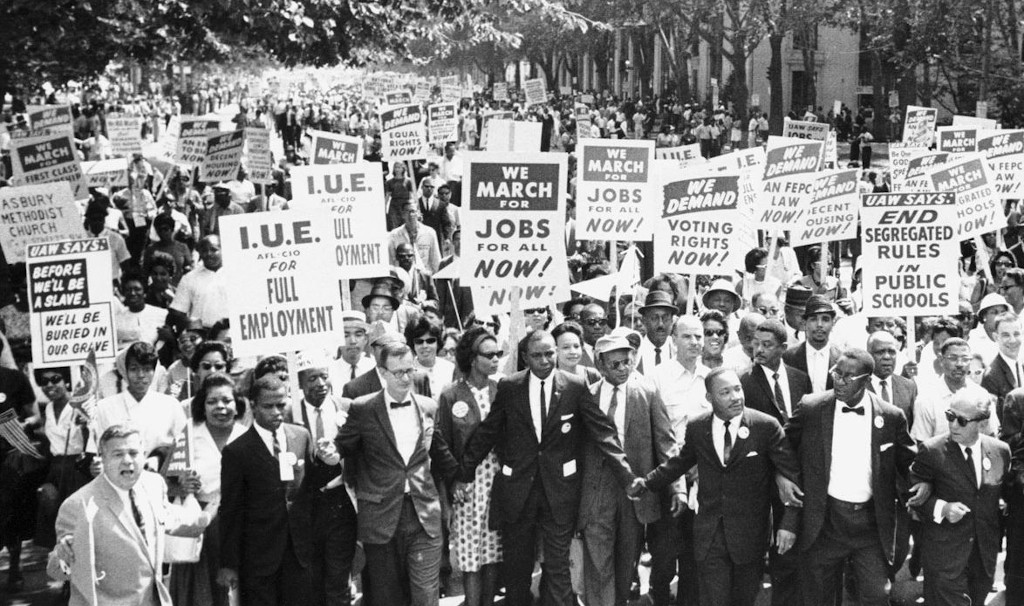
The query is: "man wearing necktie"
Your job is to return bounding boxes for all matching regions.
[219,376,314,606]
[334,343,459,606]
[459,330,635,606]
[333,311,375,388]
[739,319,810,606]
[577,335,676,606]
[783,349,926,605]
[981,311,1023,423]
[782,295,841,393]
[866,331,918,429]
[910,393,1011,606]
[629,367,801,606]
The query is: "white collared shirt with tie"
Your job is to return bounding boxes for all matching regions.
[253,422,286,456]
[999,352,1023,388]
[599,380,627,446]
[104,475,155,562]
[828,394,873,502]
[932,438,982,522]
[806,344,831,393]
[870,375,893,405]
[711,414,740,465]
[302,398,339,443]
[529,373,554,442]
[759,364,792,418]
[383,391,420,464]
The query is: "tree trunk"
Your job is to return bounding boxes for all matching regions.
[769,32,785,134]
[871,50,887,139]
[730,32,750,125]
[921,60,932,106]
[799,26,817,112]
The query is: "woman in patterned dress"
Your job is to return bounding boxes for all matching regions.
[436,326,503,606]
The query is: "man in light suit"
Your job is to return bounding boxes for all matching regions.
[459,329,636,606]
[578,334,677,606]
[219,376,314,606]
[782,295,841,393]
[48,424,210,606]
[784,349,926,605]
[738,318,810,606]
[335,342,459,606]
[980,310,1022,422]
[910,393,1012,606]
[629,367,802,606]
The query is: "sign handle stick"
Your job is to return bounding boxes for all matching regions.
[765,231,780,279]
[446,280,464,331]
[610,239,619,326]
[906,316,917,365]
[973,236,995,289]
[819,240,828,285]
[686,274,699,314]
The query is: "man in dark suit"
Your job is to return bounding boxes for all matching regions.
[285,356,357,606]
[335,342,458,606]
[784,349,926,605]
[910,393,1012,606]
[219,376,313,606]
[738,318,810,606]
[459,329,636,606]
[418,182,452,246]
[782,295,840,393]
[867,331,918,427]
[435,229,472,329]
[629,367,802,606]
[342,329,431,399]
[980,310,1022,422]
[395,243,438,305]
[577,334,677,606]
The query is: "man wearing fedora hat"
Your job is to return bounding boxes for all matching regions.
[783,295,841,394]
[636,291,678,375]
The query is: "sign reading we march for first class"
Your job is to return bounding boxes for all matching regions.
[461,152,569,288]
[27,238,117,368]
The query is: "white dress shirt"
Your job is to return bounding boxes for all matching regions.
[529,373,555,442]
[870,375,894,405]
[711,414,740,466]
[598,380,627,446]
[637,337,676,375]
[911,380,997,441]
[104,475,155,561]
[44,402,87,456]
[303,399,340,443]
[827,394,873,502]
[933,438,982,522]
[652,359,710,443]
[759,364,792,418]
[806,344,831,393]
[383,390,420,465]
[253,422,287,456]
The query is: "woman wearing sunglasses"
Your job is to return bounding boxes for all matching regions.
[406,316,455,397]
[969,250,1016,311]
[700,310,729,370]
[183,341,233,402]
[436,326,504,606]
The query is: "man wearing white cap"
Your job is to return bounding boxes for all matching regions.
[578,334,676,606]
[332,311,376,389]
[969,293,1010,365]
[701,279,742,344]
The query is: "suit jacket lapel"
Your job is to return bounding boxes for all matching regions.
[945,438,976,491]
[726,411,751,466]
[622,380,638,439]
[373,395,403,460]
[821,395,836,474]
[869,394,882,485]
[99,476,151,565]
[542,372,564,440]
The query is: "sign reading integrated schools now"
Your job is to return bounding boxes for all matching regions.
[461,152,569,288]
[860,192,959,316]
[219,209,342,358]
[27,238,116,368]
[577,139,655,241]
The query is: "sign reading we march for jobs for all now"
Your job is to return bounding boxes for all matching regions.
[577,139,655,241]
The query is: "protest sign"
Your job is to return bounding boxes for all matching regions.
[106,114,143,157]
[976,129,1024,198]
[413,81,432,104]
[888,143,916,189]
[758,136,823,231]
[309,129,363,165]
[163,424,193,480]
[199,130,245,183]
[440,75,460,101]
[384,90,413,107]
[461,152,569,288]
[936,127,978,153]
[791,169,861,246]
[161,115,180,161]
[10,133,88,200]
[219,208,343,358]
[782,119,830,141]
[903,150,955,192]
[580,94,595,105]
[483,120,542,152]
[27,238,116,367]
[824,131,838,167]
[860,192,959,315]
[926,153,1005,239]
[289,162,389,280]
[523,78,547,107]
[479,111,513,150]
[473,284,571,316]
[0,182,82,263]
[577,139,655,241]
[380,104,428,161]
[26,105,74,136]
[952,115,998,130]
[493,82,509,101]
[903,106,937,148]
[428,102,459,144]
[175,117,220,168]
[655,144,705,166]
[243,127,275,184]
[80,159,129,190]
[654,162,745,276]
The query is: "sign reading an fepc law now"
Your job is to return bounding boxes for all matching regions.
[175,117,220,168]
[655,162,744,276]
[27,238,116,368]
[860,192,958,316]
[0,182,82,263]
[288,162,388,280]
[219,209,341,358]
[758,136,823,231]
[977,130,1024,198]
[461,152,568,288]
[577,139,655,241]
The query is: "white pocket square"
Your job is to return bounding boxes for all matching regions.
[560,413,574,420]
[880,443,893,452]
[746,451,758,458]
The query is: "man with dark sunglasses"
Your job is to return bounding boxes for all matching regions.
[911,338,998,442]
[579,303,609,367]
[910,393,1011,606]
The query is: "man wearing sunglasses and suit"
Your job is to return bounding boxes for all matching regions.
[910,393,1011,606]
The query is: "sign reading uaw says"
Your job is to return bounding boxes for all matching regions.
[461,152,569,288]
[27,238,116,368]
[577,139,655,241]
[860,192,959,316]
[219,209,343,358]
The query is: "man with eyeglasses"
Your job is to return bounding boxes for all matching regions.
[458,330,635,606]
[579,303,609,367]
[980,311,1023,424]
[636,291,678,375]
[341,328,430,400]
[335,342,459,606]
[577,334,676,606]
[783,295,841,394]
[784,349,925,606]
[1000,268,1024,315]
[909,393,1011,606]
[911,337,998,442]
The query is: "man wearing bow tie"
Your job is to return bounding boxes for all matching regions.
[334,342,459,606]
[784,349,925,606]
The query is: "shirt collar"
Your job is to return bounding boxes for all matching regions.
[253,422,279,446]
[957,438,981,453]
